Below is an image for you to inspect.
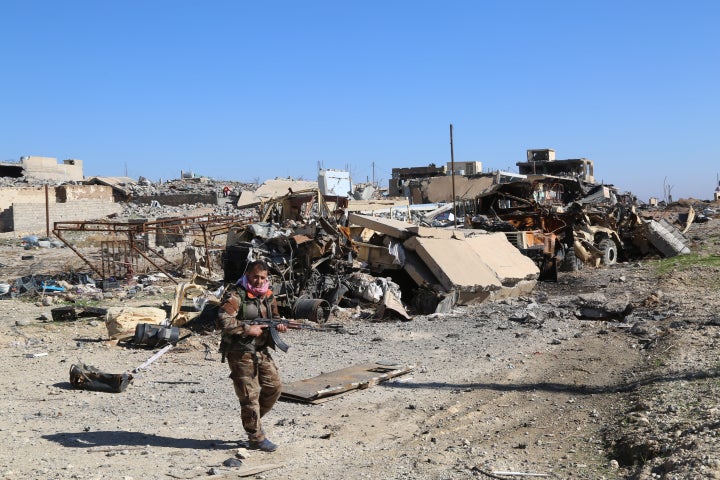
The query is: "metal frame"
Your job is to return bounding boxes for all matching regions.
[53,215,249,283]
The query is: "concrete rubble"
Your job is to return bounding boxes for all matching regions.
[350,213,539,307]
[0,151,713,331]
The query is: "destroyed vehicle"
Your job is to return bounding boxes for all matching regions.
[564,207,623,270]
[221,219,361,317]
[484,177,624,272]
[427,176,627,274]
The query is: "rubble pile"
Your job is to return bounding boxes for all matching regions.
[118,201,254,220]
[123,178,256,198]
[1,154,714,327]
[2,167,707,325]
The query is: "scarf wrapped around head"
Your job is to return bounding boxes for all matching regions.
[238,273,270,297]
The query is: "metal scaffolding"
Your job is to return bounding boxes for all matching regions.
[53,215,248,283]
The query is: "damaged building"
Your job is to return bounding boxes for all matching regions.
[0,156,84,182]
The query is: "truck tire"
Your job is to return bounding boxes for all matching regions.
[598,239,617,265]
[561,246,583,272]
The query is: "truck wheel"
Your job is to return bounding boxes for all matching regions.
[598,239,617,265]
[561,246,583,272]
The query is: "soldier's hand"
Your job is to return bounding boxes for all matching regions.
[246,324,265,337]
[276,323,288,333]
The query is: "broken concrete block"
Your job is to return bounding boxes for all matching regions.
[254,179,318,198]
[236,190,260,208]
[403,236,501,303]
[348,213,413,239]
[405,225,465,239]
[463,233,540,285]
[644,218,691,257]
[403,232,540,305]
[488,279,538,302]
[402,250,443,289]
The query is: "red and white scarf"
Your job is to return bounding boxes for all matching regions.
[238,274,270,297]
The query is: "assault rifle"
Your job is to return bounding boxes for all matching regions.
[243,318,346,353]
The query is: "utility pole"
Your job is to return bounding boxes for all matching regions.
[45,184,50,237]
[450,124,457,228]
[372,161,375,187]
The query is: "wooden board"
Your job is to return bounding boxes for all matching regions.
[280,362,415,404]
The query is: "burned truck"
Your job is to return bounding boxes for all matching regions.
[423,169,692,280]
[463,176,624,275]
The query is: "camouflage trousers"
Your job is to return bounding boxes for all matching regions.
[226,350,282,442]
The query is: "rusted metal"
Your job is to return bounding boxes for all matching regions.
[53,215,249,282]
[201,224,211,276]
[100,240,140,281]
[292,297,331,323]
[129,239,178,283]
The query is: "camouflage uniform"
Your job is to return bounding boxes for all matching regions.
[217,284,281,443]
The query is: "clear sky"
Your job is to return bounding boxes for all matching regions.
[1,1,717,202]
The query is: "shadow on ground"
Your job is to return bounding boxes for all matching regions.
[43,430,237,450]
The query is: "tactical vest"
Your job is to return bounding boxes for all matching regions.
[219,285,276,358]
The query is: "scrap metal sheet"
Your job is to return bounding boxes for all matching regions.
[280,362,415,404]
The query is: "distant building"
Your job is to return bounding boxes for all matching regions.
[0,156,84,182]
[390,164,447,197]
[516,149,594,184]
[445,161,482,176]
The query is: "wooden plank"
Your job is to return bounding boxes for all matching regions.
[280,362,415,404]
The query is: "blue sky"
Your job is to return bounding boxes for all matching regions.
[1,1,717,202]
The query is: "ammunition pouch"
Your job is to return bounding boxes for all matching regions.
[219,334,256,363]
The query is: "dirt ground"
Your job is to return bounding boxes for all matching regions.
[1,219,719,480]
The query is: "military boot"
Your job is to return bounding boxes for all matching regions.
[249,438,277,452]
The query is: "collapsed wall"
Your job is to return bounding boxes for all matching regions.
[348,213,540,307]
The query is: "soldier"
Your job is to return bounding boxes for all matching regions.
[217,260,287,452]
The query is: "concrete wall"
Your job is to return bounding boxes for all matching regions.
[0,185,119,232]
[0,186,53,211]
[12,200,123,234]
[132,193,218,206]
[0,187,54,231]
[58,185,113,202]
[21,156,84,182]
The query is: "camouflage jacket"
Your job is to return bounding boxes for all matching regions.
[216,284,280,355]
